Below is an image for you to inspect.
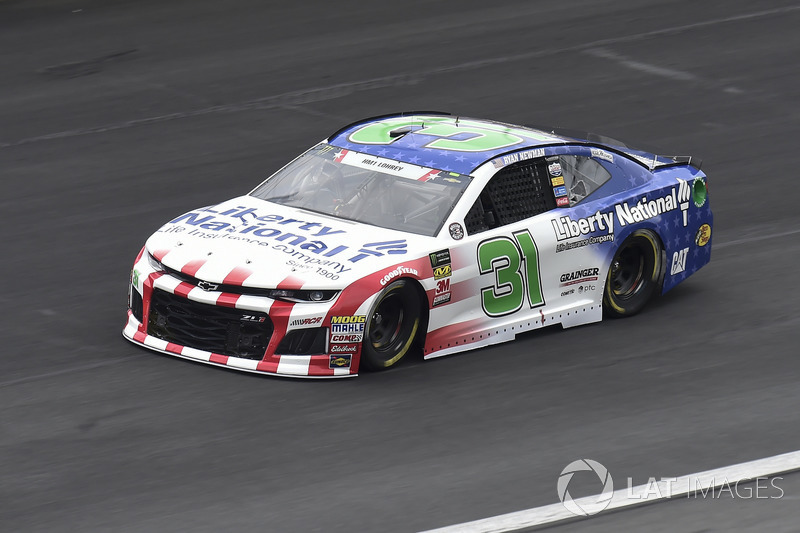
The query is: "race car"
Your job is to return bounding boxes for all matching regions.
[124,112,712,378]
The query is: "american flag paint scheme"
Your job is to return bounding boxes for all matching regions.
[125,112,712,377]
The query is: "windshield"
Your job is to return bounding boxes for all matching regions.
[250,144,471,236]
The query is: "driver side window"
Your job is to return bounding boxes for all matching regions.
[464,158,555,235]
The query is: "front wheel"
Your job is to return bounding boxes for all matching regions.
[603,230,663,317]
[360,280,421,371]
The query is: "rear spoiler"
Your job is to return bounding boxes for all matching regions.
[527,124,702,171]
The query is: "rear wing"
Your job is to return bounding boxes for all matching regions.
[527,124,703,171]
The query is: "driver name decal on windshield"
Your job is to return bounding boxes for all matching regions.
[335,149,440,181]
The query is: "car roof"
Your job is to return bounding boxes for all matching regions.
[326,112,569,175]
[327,112,701,174]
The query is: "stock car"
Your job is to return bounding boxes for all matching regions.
[124,112,712,378]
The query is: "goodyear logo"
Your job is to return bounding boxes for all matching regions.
[433,265,451,280]
[330,315,366,324]
[329,354,352,369]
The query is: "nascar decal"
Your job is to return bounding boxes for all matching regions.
[477,230,544,317]
[330,315,365,343]
[552,180,692,252]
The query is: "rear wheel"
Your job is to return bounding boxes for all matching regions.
[603,230,663,317]
[360,280,421,371]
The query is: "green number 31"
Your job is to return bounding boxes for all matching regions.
[477,230,545,316]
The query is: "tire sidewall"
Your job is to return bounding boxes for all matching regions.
[603,230,662,317]
[360,279,421,371]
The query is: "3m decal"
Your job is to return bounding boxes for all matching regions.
[433,265,452,280]
[695,224,711,247]
[671,247,689,275]
[435,277,450,295]
[477,229,544,317]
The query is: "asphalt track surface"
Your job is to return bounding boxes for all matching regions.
[2,1,799,531]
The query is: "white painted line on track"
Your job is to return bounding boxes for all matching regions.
[420,450,800,533]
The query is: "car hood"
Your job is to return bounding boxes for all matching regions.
[145,195,430,289]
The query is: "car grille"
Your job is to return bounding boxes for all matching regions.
[147,289,273,360]
[162,265,274,297]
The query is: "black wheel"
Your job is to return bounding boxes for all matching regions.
[603,230,663,317]
[360,279,421,371]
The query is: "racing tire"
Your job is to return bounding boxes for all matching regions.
[603,230,663,317]
[360,279,421,371]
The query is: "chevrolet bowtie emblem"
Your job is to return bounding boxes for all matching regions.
[197,281,219,291]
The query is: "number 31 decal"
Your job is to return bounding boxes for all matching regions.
[477,229,545,317]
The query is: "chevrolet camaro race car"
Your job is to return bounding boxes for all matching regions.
[124,112,712,378]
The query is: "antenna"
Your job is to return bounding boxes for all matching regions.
[455,116,460,126]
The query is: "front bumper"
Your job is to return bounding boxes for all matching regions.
[123,270,358,378]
